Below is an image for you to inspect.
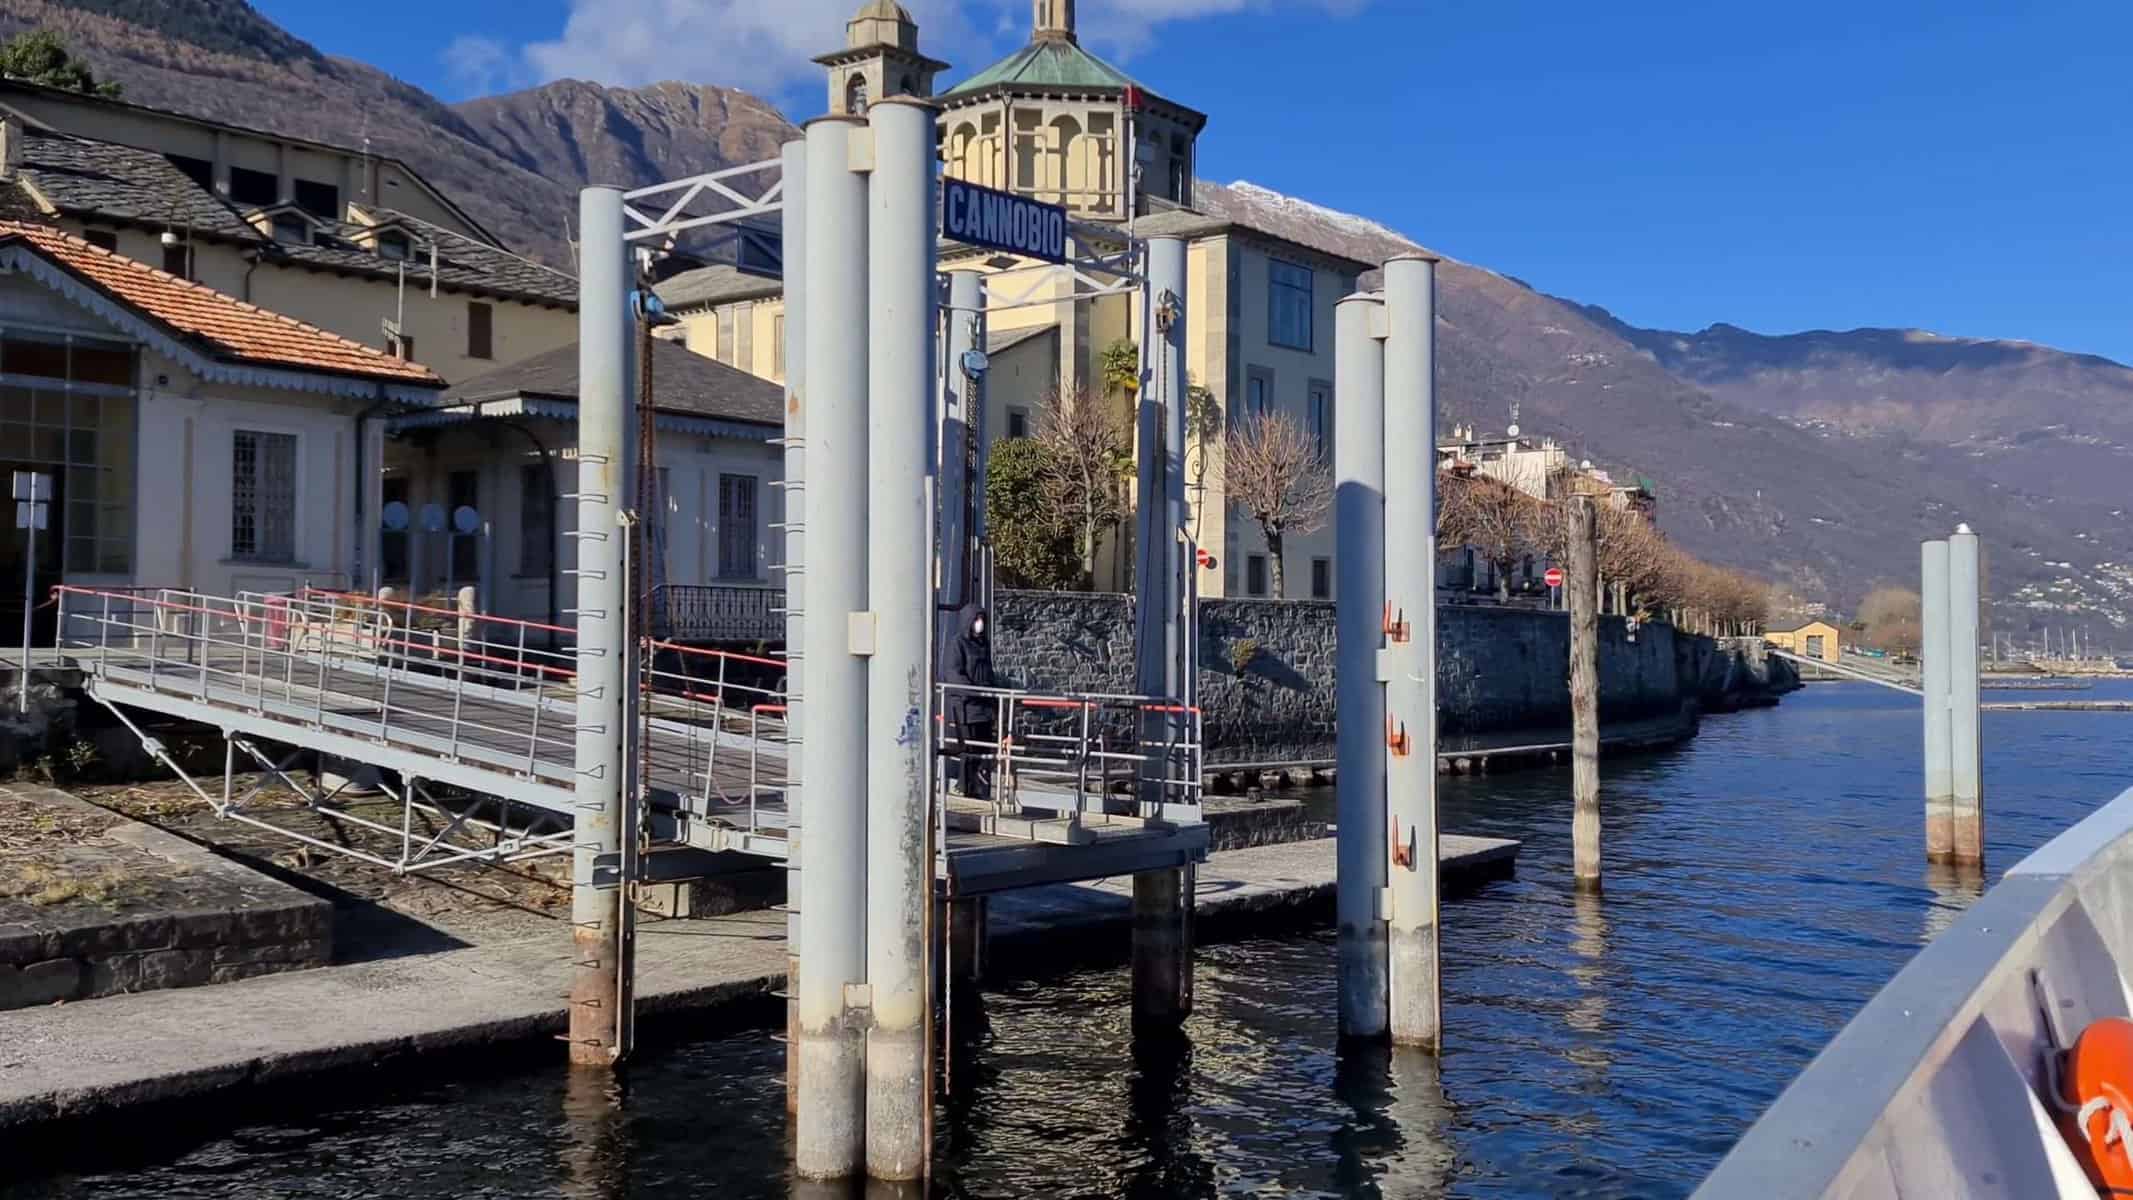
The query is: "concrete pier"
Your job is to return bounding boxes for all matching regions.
[0,835,1518,1132]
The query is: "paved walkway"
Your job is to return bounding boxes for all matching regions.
[0,833,1517,1128]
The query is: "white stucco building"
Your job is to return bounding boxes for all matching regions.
[0,220,443,641]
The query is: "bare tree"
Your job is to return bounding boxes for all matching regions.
[1224,410,1332,597]
[1034,384,1132,589]
[1857,585,1923,654]
[1438,471,1538,602]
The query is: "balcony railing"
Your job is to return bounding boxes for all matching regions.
[652,585,785,644]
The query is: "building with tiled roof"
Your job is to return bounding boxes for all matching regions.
[0,222,445,638]
[0,80,578,386]
[380,339,785,631]
[665,2,1366,595]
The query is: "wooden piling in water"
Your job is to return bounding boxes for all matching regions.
[1569,496,1602,892]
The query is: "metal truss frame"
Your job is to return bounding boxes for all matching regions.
[622,159,786,253]
[89,692,574,877]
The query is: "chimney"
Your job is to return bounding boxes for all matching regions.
[0,115,21,179]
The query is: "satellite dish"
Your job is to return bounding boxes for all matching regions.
[453,505,481,535]
[381,501,410,532]
[419,502,446,533]
[1506,423,1521,439]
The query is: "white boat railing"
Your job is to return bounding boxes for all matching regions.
[1696,785,2133,1199]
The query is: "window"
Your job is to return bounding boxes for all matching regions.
[467,302,494,360]
[1244,369,1271,422]
[0,334,138,574]
[232,430,297,562]
[377,232,412,262]
[716,308,737,366]
[518,463,553,577]
[1307,381,1332,460]
[718,474,758,580]
[81,229,117,252]
[229,167,278,207]
[1311,557,1331,600]
[448,469,480,585]
[271,213,312,246]
[165,154,214,191]
[1269,260,1313,350]
[846,74,869,115]
[1246,554,1268,597]
[380,475,410,583]
[1006,406,1030,439]
[161,241,190,280]
[772,315,785,370]
[293,179,340,220]
[1806,634,1826,659]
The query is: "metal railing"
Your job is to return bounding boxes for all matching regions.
[934,682,1203,843]
[51,583,796,871]
[652,584,785,643]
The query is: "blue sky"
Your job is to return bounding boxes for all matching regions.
[256,1,2133,362]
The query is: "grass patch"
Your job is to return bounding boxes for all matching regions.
[1,863,131,907]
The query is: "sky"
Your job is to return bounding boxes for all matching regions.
[254,0,2133,362]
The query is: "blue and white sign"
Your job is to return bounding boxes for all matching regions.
[942,178,1067,265]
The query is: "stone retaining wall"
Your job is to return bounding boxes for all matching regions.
[991,591,1798,765]
[0,786,332,1011]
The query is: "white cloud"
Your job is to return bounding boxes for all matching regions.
[445,0,1366,99]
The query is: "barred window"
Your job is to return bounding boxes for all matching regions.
[232,430,297,562]
[718,473,758,580]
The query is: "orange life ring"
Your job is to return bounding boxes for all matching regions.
[2059,1016,2133,1195]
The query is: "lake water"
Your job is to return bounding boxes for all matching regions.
[14,680,2133,1199]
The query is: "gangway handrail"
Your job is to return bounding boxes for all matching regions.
[1769,646,1923,696]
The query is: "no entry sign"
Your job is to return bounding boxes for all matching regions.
[1544,566,1565,589]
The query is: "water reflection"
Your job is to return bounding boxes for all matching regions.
[1923,862,1987,942]
[1332,1044,1455,1199]
[559,1068,628,1200]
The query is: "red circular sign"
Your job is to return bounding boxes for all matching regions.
[1544,567,1566,588]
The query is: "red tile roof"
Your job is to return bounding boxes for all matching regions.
[0,220,443,387]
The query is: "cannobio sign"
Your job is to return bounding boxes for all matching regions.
[942,178,1067,265]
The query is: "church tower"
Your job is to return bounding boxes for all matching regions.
[813,1,949,117]
[1033,0,1076,42]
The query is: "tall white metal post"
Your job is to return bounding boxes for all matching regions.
[795,115,869,1181]
[1132,235,1193,1030]
[861,97,936,1182]
[1381,254,1441,1053]
[568,186,631,1067]
[1948,525,1984,866]
[778,136,808,1116]
[1921,539,1953,862]
[1333,291,1389,1041]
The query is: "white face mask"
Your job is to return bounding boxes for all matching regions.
[972,619,986,636]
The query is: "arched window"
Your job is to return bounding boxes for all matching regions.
[948,123,977,182]
[846,74,869,115]
[898,74,916,97]
[1049,114,1080,205]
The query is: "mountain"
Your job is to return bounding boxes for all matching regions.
[8,0,2128,642]
[1198,182,2133,640]
[0,0,795,260]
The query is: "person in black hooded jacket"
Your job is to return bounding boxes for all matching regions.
[943,603,997,798]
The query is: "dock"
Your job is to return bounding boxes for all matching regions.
[0,832,1517,1130]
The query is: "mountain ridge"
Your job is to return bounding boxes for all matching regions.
[9,0,2131,642]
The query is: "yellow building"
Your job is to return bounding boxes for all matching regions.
[659,1,1371,598]
[1767,620,1842,663]
[0,79,577,385]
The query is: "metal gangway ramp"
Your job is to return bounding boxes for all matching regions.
[54,585,1208,892]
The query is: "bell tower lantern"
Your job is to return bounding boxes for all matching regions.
[814,1,949,116]
[1033,0,1076,42]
